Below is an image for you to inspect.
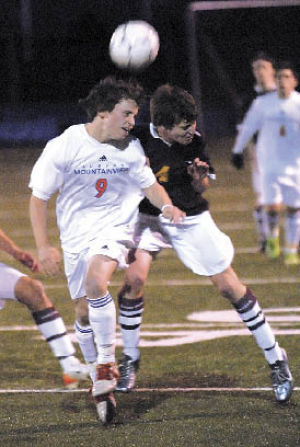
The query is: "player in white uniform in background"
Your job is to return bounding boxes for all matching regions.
[232,52,276,253]
[113,84,293,404]
[29,77,185,424]
[0,228,89,388]
[232,61,300,265]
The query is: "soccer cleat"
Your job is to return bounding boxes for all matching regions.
[62,357,90,389]
[92,363,119,424]
[270,349,293,403]
[266,237,280,259]
[116,354,140,393]
[284,252,300,265]
[92,363,120,399]
[93,392,116,425]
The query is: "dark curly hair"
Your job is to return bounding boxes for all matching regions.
[150,84,198,129]
[79,76,144,120]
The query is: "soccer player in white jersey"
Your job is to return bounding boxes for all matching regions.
[29,77,185,424]
[232,61,300,265]
[0,228,89,388]
[232,52,276,253]
[112,84,293,404]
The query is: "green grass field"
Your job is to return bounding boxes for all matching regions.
[0,137,299,446]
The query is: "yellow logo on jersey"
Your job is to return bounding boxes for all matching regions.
[155,165,170,183]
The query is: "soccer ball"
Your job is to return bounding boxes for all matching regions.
[109,20,160,70]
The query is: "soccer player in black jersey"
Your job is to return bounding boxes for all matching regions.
[232,52,276,253]
[116,84,293,404]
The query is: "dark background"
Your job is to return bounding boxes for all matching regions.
[1,0,300,144]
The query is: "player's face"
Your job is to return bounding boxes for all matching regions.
[104,99,139,140]
[162,120,196,146]
[252,59,275,88]
[276,69,298,98]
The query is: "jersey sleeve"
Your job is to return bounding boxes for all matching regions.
[29,134,67,200]
[232,98,263,154]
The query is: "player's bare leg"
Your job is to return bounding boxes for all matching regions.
[15,276,89,388]
[210,266,293,403]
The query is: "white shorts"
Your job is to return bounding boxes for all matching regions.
[0,263,26,309]
[63,238,133,299]
[261,171,300,207]
[136,211,234,276]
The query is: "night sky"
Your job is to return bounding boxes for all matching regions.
[1,0,300,140]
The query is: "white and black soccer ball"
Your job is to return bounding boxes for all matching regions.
[109,20,160,71]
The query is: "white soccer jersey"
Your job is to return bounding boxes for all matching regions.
[232,91,300,175]
[29,124,156,253]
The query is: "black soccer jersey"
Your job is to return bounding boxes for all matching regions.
[136,127,214,217]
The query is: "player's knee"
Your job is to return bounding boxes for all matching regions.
[15,276,49,310]
[85,276,106,299]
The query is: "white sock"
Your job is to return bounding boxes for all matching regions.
[74,320,97,363]
[32,307,75,359]
[87,293,116,364]
[285,210,300,247]
[234,290,283,365]
[118,295,144,361]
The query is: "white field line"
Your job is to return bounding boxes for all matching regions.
[43,276,300,290]
[0,387,299,394]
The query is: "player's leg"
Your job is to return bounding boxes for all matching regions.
[9,271,89,388]
[281,180,300,264]
[210,266,293,403]
[265,204,281,258]
[284,206,300,264]
[262,173,282,258]
[162,212,293,403]
[251,152,268,252]
[85,253,120,424]
[63,250,97,382]
[74,297,97,382]
[116,248,153,392]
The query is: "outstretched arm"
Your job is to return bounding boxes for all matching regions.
[29,195,61,275]
[143,181,185,223]
[0,228,39,272]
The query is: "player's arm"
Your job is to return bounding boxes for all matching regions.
[143,181,185,223]
[231,99,262,169]
[29,195,61,275]
[0,228,39,272]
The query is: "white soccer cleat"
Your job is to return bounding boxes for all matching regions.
[92,363,120,424]
[94,393,117,425]
[62,356,90,389]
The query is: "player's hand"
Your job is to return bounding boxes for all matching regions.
[15,250,40,273]
[186,158,209,181]
[37,245,62,276]
[231,153,244,169]
[162,205,185,223]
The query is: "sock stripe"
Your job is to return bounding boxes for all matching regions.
[46,332,68,343]
[87,293,112,309]
[247,317,266,332]
[120,323,140,330]
[119,311,143,318]
[74,321,93,334]
[32,307,60,325]
[242,310,263,324]
[265,342,276,351]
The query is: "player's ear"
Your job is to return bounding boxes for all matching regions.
[98,111,109,120]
